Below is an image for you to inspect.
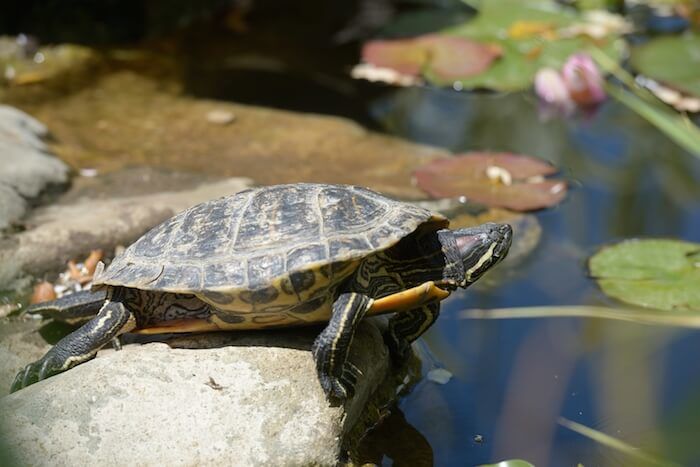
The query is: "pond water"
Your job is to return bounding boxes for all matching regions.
[5,4,700,466]
[170,43,700,464]
[356,89,700,465]
[194,45,700,463]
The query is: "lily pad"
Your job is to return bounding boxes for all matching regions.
[362,34,502,81]
[444,1,625,90]
[357,0,625,90]
[630,34,700,99]
[589,239,700,312]
[414,152,567,211]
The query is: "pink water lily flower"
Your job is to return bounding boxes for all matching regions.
[534,53,606,118]
[534,67,575,114]
[561,53,606,107]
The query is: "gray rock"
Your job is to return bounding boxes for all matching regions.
[0,105,49,150]
[0,140,68,199]
[0,184,26,231]
[0,177,253,288]
[0,105,69,230]
[0,320,51,398]
[0,321,397,466]
[58,166,222,204]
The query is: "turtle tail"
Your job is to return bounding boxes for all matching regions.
[25,289,107,323]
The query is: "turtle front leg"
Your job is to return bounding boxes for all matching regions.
[312,292,373,402]
[386,302,441,360]
[11,300,135,393]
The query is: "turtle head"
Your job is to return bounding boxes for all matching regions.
[452,223,512,286]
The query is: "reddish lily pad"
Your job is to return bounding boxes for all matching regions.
[361,34,502,81]
[414,152,567,211]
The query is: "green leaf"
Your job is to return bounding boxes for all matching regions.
[630,34,700,98]
[588,239,700,312]
[589,48,700,157]
[439,0,625,90]
[607,86,700,157]
[357,0,626,90]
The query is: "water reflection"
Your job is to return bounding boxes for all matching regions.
[356,405,434,466]
[361,86,700,466]
[371,87,700,242]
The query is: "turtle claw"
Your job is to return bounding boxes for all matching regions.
[315,357,361,402]
[10,368,26,393]
[10,351,67,393]
[11,363,38,393]
[345,361,362,380]
[322,376,352,402]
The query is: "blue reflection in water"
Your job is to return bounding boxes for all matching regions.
[368,87,700,466]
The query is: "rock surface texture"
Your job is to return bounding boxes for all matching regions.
[0,322,393,466]
[18,72,448,199]
[0,105,69,230]
[0,320,51,399]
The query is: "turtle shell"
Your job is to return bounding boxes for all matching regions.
[94,183,447,302]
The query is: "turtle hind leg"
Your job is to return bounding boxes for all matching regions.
[385,302,441,360]
[11,300,135,393]
[25,289,107,322]
[312,292,373,402]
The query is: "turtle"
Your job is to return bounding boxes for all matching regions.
[12,183,512,400]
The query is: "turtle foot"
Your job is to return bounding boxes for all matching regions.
[10,349,75,393]
[316,361,361,403]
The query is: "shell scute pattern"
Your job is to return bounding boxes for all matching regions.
[153,264,202,291]
[247,253,286,289]
[94,184,440,301]
[233,185,321,253]
[170,197,235,260]
[203,261,246,289]
[133,216,180,258]
[287,243,327,269]
[318,185,389,234]
[329,237,372,258]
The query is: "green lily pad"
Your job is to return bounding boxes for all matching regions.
[357,0,625,91]
[414,152,567,211]
[630,34,700,99]
[589,239,700,312]
[444,1,625,90]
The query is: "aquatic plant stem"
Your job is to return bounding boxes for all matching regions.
[461,306,700,328]
[588,46,700,157]
[558,417,679,467]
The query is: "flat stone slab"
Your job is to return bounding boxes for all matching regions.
[19,72,448,199]
[0,176,252,288]
[0,322,392,466]
[0,105,69,230]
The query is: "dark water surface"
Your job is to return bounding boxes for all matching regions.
[364,89,700,466]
